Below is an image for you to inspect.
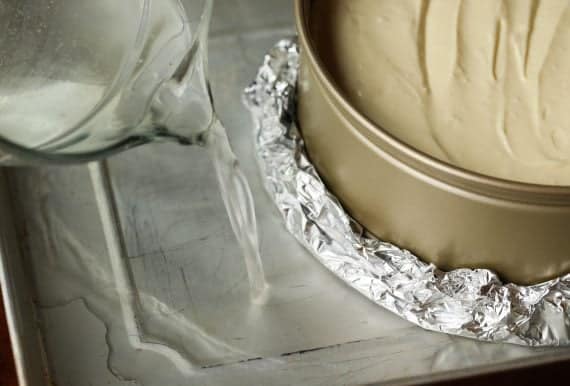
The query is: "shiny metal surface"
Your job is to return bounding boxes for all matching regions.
[1,1,570,385]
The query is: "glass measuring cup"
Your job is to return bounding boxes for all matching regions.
[0,0,266,296]
[0,0,214,164]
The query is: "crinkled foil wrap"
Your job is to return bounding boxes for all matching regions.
[244,38,570,347]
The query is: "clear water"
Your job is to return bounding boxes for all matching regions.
[0,0,197,154]
[207,120,268,300]
[152,83,269,302]
[0,81,107,149]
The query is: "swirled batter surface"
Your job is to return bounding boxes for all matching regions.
[311,0,570,185]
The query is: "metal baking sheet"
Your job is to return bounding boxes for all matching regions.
[2,0,570,385]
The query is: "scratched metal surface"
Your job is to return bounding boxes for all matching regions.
[3,0,570,385]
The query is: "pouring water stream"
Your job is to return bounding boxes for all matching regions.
[207,119,268,300]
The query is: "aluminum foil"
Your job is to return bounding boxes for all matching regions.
[244,38,570,347]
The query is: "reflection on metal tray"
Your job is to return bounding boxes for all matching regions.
[1,1,570,385]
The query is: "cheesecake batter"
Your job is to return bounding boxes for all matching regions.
[311,0,570,186]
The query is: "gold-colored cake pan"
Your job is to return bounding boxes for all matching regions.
[295,0,570,285]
